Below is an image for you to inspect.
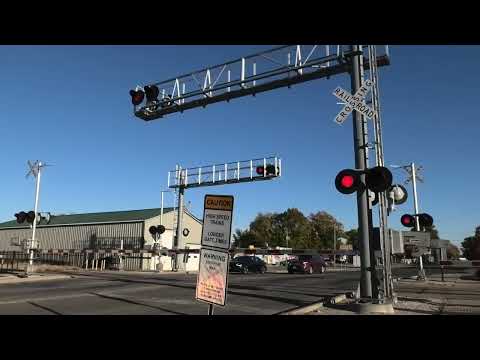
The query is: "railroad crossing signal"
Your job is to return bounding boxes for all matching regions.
[400,213,433,228]
[149,225,166,238]
[256,163,278,176]
[335,166,393,194]
[130,89,145,106]
[400,214,415,227]
[14,211,36,224]
[332,79,376,125]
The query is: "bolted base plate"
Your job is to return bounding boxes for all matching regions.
[352,301,395,315]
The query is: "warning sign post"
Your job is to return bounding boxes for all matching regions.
[196,247,229,307]
[196,194,234,314]
[201,195,234,250]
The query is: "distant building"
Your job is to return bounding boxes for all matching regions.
[0,208,202,272]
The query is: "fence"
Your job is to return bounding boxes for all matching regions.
[394,261,480,281]
[0,252,30,273]
[0,250,154,273]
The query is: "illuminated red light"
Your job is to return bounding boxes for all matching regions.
[341,175,355,188]
[401,214,414,227]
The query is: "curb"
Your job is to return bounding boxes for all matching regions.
[278,294,349,315]
[278,301,324,315]
[329,294,347,305]
[0,274,73,285]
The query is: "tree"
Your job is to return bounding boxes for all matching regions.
[424,224,439,240]
[232,229,256,248]
[233,208,344,250]
[248,213,278,248]
[274,208,312,249]
[308,211,345,250]
[461,226,480,260]
[447,243,460,260]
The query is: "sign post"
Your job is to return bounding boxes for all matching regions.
[196,195,234,315]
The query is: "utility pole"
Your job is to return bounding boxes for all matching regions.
[28,162,41,272]
[25,160,49,275]
[333,222,336,268]
[350,45,373,300]
[391,162,426,281]
[174,184,185,272]
[411,162,426,280]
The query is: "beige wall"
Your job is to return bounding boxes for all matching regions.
[143,210,203,249]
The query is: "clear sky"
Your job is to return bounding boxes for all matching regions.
[1,45,478,246]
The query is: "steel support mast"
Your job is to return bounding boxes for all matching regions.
[350,45,372,300]
[28,162,42,273]
[411,162,426,280]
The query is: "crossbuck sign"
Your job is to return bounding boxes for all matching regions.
[332,79,376,125]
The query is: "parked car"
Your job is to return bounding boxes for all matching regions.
[229,256,267,274]
[288,255,326,274]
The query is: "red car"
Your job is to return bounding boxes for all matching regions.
[288,255,327,274]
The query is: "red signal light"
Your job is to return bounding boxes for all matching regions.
[341,175,354,188]
[401,214,415,227]
[129,90,145,106]
[256,166,264,175]
[335,169,360,194]
[15,211,27,224]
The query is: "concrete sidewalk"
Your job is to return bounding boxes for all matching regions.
[289,274,480,315]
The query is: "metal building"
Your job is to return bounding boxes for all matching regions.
[0,208,203,272]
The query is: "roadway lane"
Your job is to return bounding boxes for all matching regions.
[0,270,360,315]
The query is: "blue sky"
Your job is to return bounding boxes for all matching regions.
[0,45,478,246]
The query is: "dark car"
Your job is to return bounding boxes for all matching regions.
[288,255,326,274]
[229,256,267,274]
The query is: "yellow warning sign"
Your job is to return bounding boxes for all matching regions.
[204,195,234,211]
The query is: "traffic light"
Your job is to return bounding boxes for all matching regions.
[400,213,434,228]
[335,169,360,194]
[14,211,37,224]
[15,211,27,224]
[256,164,278,176]
[26,211,35,223]
[418,213,433,228]
[144,85,159,104]
[335,166,393,194]
[149,225,166,238]
[400,214,415,227]
[129,89,145,106]
[366,166,393,192]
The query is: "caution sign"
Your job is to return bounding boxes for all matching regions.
[196,247,229,306]
[201,195,234,251]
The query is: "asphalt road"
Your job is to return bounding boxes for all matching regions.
[0,265,475,315]
[0,270,360,315]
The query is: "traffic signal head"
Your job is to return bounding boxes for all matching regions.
[335,166,392,195]
[14,211,27,224]
[418,213,433,228]
[335,169,360,194]
[144,85,159,103]
[129,89,145,106]
[149,225,166,237]
[26,211,36,224]
[256,164,277,176]
[365,166,393,193]
[400,214,415,227]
